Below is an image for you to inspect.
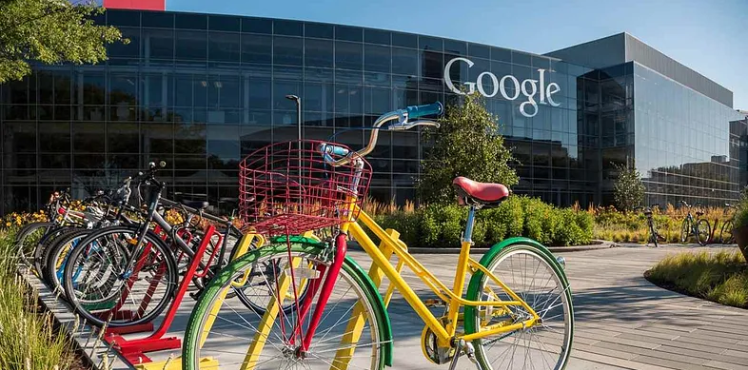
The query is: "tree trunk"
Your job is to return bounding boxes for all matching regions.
[734,224,748,264]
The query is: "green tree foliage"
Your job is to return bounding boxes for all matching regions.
[418,92,518,204]
[613,162,645,213]
[0,0,125,83]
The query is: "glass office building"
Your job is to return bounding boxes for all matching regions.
[1,9,746,213]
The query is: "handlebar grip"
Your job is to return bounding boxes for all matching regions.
[318,143,350,156]
[406,102,443,119]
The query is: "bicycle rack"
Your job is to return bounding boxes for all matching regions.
[104,225,216,365]
[101,225,168,335]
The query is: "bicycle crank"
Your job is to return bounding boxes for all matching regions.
[448,338,483,370]
[421,317,455,364]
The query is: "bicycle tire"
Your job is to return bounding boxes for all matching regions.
[182,241,388,370]
[44,229,97,295]
[720,220,735,244]
[33,226,75,276]
[464,242,574,370]
[696,219,711,246]
[680,219,690,243]
[227,234,313,314]
[40,228,88,284]
[650,228,659,248]
[14,222,55,265]
[63,226,178,328]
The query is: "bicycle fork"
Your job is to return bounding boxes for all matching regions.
[286,232,347,354]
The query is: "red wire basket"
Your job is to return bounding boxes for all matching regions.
[239,140,372,236]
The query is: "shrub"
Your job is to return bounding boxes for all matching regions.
[480,208,508,244]
[374,211,421,248]
[648,251,748,309]
[420,204,465,248]
[369,196,595,247]
[732,197,748,263]
[522,197,549,244]
[498,197,524,238]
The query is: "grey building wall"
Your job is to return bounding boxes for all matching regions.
[545,33,733,108]
[544,33,627,70]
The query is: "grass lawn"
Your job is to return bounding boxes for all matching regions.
[0,230,78,370]
[646,250,748,309]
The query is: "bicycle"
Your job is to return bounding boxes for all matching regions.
[60,163,295,329]
[679,201,711,246]
[640,205,664,248]
[719,203,735,244]
[179,102,574,370]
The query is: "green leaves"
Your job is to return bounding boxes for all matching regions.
[418,92,518,204]
[0,0,125,83]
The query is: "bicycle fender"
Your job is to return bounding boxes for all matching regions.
[463,237,569,338]
[475,237,569,286]
[343,256,394,367]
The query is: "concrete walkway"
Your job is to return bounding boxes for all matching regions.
[84,244,748,369]
[559,244,748,370]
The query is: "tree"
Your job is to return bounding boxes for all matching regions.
[0,0,124,83]
[418,92,518,204]
[613,162,645,212]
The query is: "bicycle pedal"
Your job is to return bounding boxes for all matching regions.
[424,298,446,307]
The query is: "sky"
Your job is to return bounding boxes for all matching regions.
[168,0,748,110]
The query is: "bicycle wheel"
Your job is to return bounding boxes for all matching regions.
[680,219,690,243]
[40,228,91,283]
[720,220,735,244]
[15,222,55,266]
[44,229,94,295]
[233,255,312,315]
[696,219,711,246]
[182,241,387,370]
[63,226,178,327]
[33,226,75,277]
[464,242,574,370]
[649,227,659,248]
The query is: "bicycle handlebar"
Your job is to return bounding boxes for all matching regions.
[320,102,443,167]
[406,102,443,119]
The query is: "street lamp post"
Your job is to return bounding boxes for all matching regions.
[285,95,302,176]
[285,95,301,142]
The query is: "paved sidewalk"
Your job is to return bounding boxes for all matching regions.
[115,244,748,369]
[559,245,748,370]
[340,244,748,370]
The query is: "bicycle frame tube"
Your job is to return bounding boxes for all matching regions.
[121,184,164,274]
[347,207,539,344]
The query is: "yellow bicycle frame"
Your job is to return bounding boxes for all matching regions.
[345,206,539,345]
[173,200,540,370]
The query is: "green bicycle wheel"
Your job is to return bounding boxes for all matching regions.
[182,241,391,370]
[464,241,574,370]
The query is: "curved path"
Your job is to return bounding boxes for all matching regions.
[558,244,748,370]
[362,245,748,370]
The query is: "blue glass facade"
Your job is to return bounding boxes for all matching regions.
[0,10,745,213]
[634,63,746,206]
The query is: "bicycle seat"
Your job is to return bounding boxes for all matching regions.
[696,211,704,216]
[452,177,510,208]
[182,200,210,210]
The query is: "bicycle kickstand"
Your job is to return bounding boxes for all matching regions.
[449,338,483,370]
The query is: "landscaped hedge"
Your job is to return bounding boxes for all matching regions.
[371,196,594,248]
